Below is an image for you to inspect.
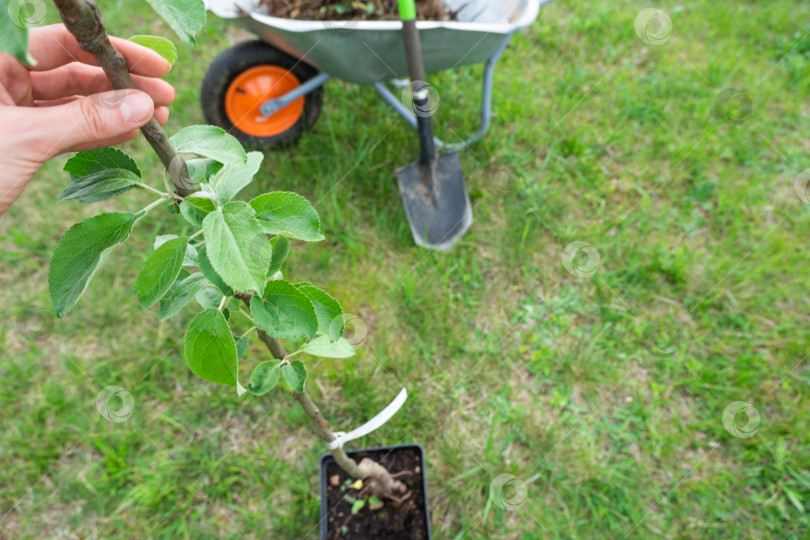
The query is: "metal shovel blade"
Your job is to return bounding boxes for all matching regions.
[396,151,472,251]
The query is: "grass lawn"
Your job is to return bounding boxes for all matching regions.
[2,0,810,538]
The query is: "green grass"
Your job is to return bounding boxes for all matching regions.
[2,0,810,538]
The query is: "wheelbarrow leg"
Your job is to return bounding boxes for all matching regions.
[372,32,516,151]
[442,32,515,151]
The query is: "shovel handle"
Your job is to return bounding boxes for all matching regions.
[398,0,436,164]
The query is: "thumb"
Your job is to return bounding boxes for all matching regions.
[29,90,155,157]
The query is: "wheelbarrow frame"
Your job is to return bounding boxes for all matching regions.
[204,0,550,150]
[253,31,512,151]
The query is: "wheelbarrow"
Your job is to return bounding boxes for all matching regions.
[201,0,550,148]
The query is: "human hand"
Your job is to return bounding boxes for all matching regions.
[0,24,177,216]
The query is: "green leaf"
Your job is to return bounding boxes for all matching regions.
[186,157,223,185]
[180,201,206,227]
[300,336,356,358]
[185,193,218,213]
[158,271,206,319]
[58,168,146,203]
[61,148,142,203]
[197,246,234,296]
[64,147,141,178]
[135,236,188,308]
[202,201,270,293]
[143,0,206,46]
[294,283,344,341]
[250,281,317,341]
[184,309,238,386]
[0,13,34,65]
[196,286,224,309]
[281,360,307,392]
[212,151,263,204]
[351,498,366,515]
[236,335,249,361]
[154,234,198,266]
[249,192,325,242]
[247,361,281,395]
[267,236,290,276]
[49,213,136,317]
[170,125,246,164]
[128,35,178,66]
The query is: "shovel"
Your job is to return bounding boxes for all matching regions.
[395,0,472,251]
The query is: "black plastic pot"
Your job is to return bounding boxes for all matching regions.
[319,444,432,540]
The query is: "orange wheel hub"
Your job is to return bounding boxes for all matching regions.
[225,66,304,137]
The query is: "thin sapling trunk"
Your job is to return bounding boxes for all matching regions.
[53,0,406,501]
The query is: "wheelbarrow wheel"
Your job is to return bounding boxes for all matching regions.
[201,40,323,149]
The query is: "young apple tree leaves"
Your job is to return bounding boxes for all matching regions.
[58,169,147,203]
[179,201,206,227]
[186,157,223,186]
[196,286,224,310]
[185,193,217,214]
[300,336,356,358]
[184,309,238,386]
[128,35,178,66]
[158,271,207,319]
[247,361,281,395]
[212,151,263,204]
[154,234,198,266]
[143,0,205,46]
[61,148,143,203]
[249,192,325,242]
[65,147,141,178]
[170,126,246,164]
[135,236,189,308]
[236,335,249,361]
[294,283,344,341]
[202,201,270,293]
[0,14,34,65]
[282,360,307,393]
[49,212,136,317]
[197,246,234,296]
[267,235,290,276]
[250,281,317,341]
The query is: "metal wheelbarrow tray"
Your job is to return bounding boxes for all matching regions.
[202,0,551,150]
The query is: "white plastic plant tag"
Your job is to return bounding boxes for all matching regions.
[327,387,408,450]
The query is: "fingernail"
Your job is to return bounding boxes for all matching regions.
[121,92,154,125]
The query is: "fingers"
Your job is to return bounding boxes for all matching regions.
[32,101,170,153]
[27,25,171,77]
[15,89,158,159]
[31,63,176,106]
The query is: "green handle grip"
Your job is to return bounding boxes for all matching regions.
[398,0,417,21]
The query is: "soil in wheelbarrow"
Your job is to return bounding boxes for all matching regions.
[258,0,455,22]
[324,447,429,540]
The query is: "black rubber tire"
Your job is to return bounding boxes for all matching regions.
[200,40,323,149]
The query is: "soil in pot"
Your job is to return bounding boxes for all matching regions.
[257,0,455,22]
[324,446,429,540]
